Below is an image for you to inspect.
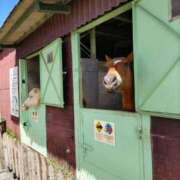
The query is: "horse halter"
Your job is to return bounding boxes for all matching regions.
[113,59,123,66]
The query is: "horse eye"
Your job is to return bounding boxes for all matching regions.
[103,80,107,85]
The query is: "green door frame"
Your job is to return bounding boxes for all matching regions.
[71,1,152,180]
[19,55,48,157]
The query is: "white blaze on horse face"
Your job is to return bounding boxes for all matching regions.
[103,67,122,91]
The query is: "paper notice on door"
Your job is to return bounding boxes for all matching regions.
[94,120,115,146]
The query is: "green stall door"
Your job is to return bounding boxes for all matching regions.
[133,0,180,116]
[78,109,144,180]
[40,38,64,107]
[19,60,47,156]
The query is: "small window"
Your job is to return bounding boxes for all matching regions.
[27,56,40,92]
[80,10,135,112]
[171,0,180,18]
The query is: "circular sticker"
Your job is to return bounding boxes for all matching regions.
[105,123,113,135]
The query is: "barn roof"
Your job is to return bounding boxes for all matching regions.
[0,0,71,47]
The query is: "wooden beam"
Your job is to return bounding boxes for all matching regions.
[0,44,16,48]
[0,2,37,43]
[96,31,130,39]
[0,1,70,44]
[90,28,96,59]
[35,1,70,14]
[114,16,131,23]
[0,44,16,51]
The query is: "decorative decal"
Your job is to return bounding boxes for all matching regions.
[32,111,38,122]
[94,120,115,145]
[47,52,53,63]
[96,121,103,133]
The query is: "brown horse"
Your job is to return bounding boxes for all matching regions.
[103,53,134,111]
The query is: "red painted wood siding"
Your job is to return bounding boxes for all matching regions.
[0,49,19,137]
[46,36,75,166]
[17,0,127,58]
[151,117,180,180]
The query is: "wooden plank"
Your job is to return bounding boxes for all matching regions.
[34,153,41,180]
[2,135,8,169]
[48,164,55,180]
[0,134,73,180]
[0,135,5,169]
[40,156,48,180]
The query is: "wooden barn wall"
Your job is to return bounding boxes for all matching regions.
[0,49,19,137]
[46,36,75,166]
[151,117,180,180]
[15,0,127,167]
[17,0,127,59]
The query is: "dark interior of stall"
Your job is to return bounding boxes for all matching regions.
[171,0,180,18]
[27,56,40,92]
[80,9,134,111]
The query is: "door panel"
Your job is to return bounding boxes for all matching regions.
[20,105,47,156]
[40,38,64,107]
[80,109,143,180]
[19,59,47,156]
[133,1,180,115]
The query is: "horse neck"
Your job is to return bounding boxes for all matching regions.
[120,66,134,110]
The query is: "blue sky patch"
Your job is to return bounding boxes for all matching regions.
[0,0,19,27]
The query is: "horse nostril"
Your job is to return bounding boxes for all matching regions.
[103,80,107,85]
[112,77,117,82]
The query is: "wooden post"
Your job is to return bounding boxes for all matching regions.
[90,28,96,59]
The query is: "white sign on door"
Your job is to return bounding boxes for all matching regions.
[94,120,115,146]
[9,67,19,117]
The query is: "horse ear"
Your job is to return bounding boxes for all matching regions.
[124,52,133,64]
[105,55,113,67]
[105,55,112,62]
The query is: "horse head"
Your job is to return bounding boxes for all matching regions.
[21,88,41,111]
[103,53,133,92]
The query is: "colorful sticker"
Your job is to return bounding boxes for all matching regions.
[94,120,115,146]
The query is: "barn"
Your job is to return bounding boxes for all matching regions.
[0,0,180,179]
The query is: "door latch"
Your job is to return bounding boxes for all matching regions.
[23,122,28,127]
[137,128,143,140]
[82,143,94,156]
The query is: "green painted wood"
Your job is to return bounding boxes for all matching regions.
[40,38,64,107]
[19,59,47,156]
[20,105,47,156]
[19,59,28,104]
[141,115,152,180]
[71,32,84,171]
[71,2,152,178]
[80,109,144,180]
[133,0,180,117]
